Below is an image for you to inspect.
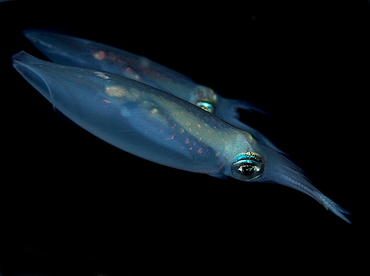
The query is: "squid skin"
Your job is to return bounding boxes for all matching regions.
[12,51,351,223]
[23,29,280,152]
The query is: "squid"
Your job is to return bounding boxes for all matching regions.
[23,29,280,152]
[12,51,350,223]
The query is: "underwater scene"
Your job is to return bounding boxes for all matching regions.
[1,1,368,276]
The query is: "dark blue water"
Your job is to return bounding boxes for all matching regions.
[1,1,367,276]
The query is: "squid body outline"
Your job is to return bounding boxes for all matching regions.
[12,30,351,223]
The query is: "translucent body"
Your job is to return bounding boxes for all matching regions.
[12,52,351,223]
[23,29,280,152]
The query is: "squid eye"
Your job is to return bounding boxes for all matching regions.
[231,152,264,180]
[196,101,214,113]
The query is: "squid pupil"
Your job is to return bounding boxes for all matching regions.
[196,101,214,113]
[238,164,256,176]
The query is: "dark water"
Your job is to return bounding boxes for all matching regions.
[1,1,368,276]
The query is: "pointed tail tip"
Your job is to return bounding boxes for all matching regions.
[23,28,51,42]
[337,212,352,224]
[23,28,34,41]
[324,199,352,224]
[23,28,42,40]
[12,51,35,69]
[12,51,27,67]
[335,212,352,224]
[337,205,352,224]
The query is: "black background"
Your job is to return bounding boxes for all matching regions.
[0,1,368,276]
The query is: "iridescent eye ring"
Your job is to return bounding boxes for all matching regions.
[231,151,264,180]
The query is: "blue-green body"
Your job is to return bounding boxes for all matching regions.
[12,51,350,223]
[23,29,279,152]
